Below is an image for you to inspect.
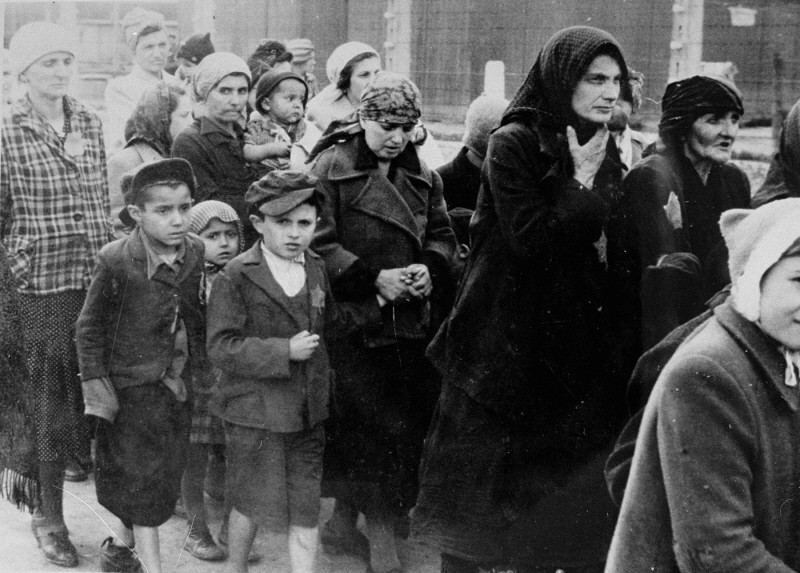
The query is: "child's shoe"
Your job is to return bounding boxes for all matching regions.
[185,528,225,561]
[100,537,141,572]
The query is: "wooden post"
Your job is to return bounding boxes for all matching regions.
[668,0,704,82]
[772,51,785,150]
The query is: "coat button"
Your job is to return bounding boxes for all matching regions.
[72,213,84,222]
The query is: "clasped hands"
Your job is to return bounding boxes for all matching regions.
[375,264,432,305]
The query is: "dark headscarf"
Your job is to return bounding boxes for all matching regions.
[752,97,800,207]
[502,26,627,135]
[124,82,185,156]
[658,75,744,148]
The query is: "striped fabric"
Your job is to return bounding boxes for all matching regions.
[1,96,111,294]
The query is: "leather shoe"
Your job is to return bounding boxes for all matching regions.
[100,536,141,572]
[185,529,225,561]
[320,519,370,561]
[32,525,79,568]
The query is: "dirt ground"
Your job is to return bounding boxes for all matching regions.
[0,477,440,573]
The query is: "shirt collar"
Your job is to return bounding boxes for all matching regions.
[260,241,305,267]
[139,230,186,279]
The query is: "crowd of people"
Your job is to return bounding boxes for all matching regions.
[3,7,800,573]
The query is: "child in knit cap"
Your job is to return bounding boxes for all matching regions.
[243,70,322,171]
[607,197,800,573]
[206,170,384,573]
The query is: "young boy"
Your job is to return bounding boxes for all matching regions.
[76,158,206,573]
[206,170,383,573]
[243,70,321,171]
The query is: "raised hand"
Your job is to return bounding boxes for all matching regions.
[567,125,610,190]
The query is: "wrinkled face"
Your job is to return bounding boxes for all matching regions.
[684,110,740,165]
[198,218,240,266]
[261,78,306,126]
[250,203,317,261]
[359,118,415,161]
[128,184,192,254]
[205,74,249,126]
[134,29,170,75]
[607,99,632,132]
[169,95,193,140]
[571,54,622,125]
[759,255,800,351]
[347,56,381,100]
[20,51,74,100]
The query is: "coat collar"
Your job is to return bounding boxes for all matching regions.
[198,116,243,139]
[325,132,423,182]
[125,227,201,288]
[715,301,800,412]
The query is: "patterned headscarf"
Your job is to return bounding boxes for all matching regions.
[502,26,627,134]
[658,75,744,148]
[190,200,244,254]
[358,72,421,126]
[193,52,251,102]
[124,82,186,156]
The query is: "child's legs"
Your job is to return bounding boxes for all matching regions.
[133,524,161,573]
[288,525,319,573]
[226,508,258,573]
[181,442,210,531]
[110,517,135,548]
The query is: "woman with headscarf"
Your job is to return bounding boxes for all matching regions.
[410,26,630,573]
[611,75,751,355]
[1,22,110,567]
[107,82,193,236]
[606,198,800,573]
[310,72,456,573]
[752,96,800,208]
[172,52,266,246]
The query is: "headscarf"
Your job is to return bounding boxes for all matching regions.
[176,32,215,65]
[123,83,185,156]
[121,7,165,52]
[358,72,421,126]
[190,200,244,255]
[9,21,77,78]
[658,75,744,147]
[325,41,380,86]
[752,97,800,208]
[287,39,315,64]
[193,52,251,102]
[502,26,627,134]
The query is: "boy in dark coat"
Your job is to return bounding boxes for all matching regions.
[206,170,382,573]
[76,158,205,573]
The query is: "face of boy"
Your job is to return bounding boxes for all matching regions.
[198,218,240,266]
[128,184,193,255]
[250,203,317,261]
[262,78,306,126]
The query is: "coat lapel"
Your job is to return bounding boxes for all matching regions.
[304,253,327,333]
[239,242,302,330]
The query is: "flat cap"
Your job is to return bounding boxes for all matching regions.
[245,170,320,216]
[125,158,197,205]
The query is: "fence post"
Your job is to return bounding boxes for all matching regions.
[484,61,505,99]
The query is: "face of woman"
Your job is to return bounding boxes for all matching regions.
[134,29,170,76]
[759,255,800,351]
[571,54,622,125]
[347,56,381,100]
[169,96,193,140]
[20,52,74,100]
[360,118,415,161]
[204,74,249,126]
[684,110,740,165]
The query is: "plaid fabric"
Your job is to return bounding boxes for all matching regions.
[1,96,111,294]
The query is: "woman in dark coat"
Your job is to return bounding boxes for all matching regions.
[752,95,800,207]
[411,26,630,573]
[310,72,456,573]
[611,75,751,353]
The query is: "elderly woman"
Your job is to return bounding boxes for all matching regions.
[310,72,456,573]
[107,82,193,236]
[612,75,751,354]
[104,7,183,154]
[172,52,265,246]
[1,22,110,567]
[607,198,800,573]
[411,26,630,573]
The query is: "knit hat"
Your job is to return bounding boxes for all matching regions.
[124,158,197,206]
[176,32,215,65]
[326,41,379,85]
[121,8,166,52]
[462,95,509,159]
[193,52,251,102]
[286,38,314,64]
[721,198,800,321]
[254,70,308,112]
[358,72,421,126]
[9,21,77,78]
[245,170,322,216]
[190,200,244,251]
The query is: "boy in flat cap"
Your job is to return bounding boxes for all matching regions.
[76,158,206,573]
[206,170,383,573]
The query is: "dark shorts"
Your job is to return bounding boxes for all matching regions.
[225,422,324,531]
[95,382,190,528]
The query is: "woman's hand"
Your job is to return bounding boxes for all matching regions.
[403,264,432,298]
[375,268,414,303]
[567,125,609,190]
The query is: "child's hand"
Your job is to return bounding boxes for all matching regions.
[289,330,319,361]
[276,141,292,157]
